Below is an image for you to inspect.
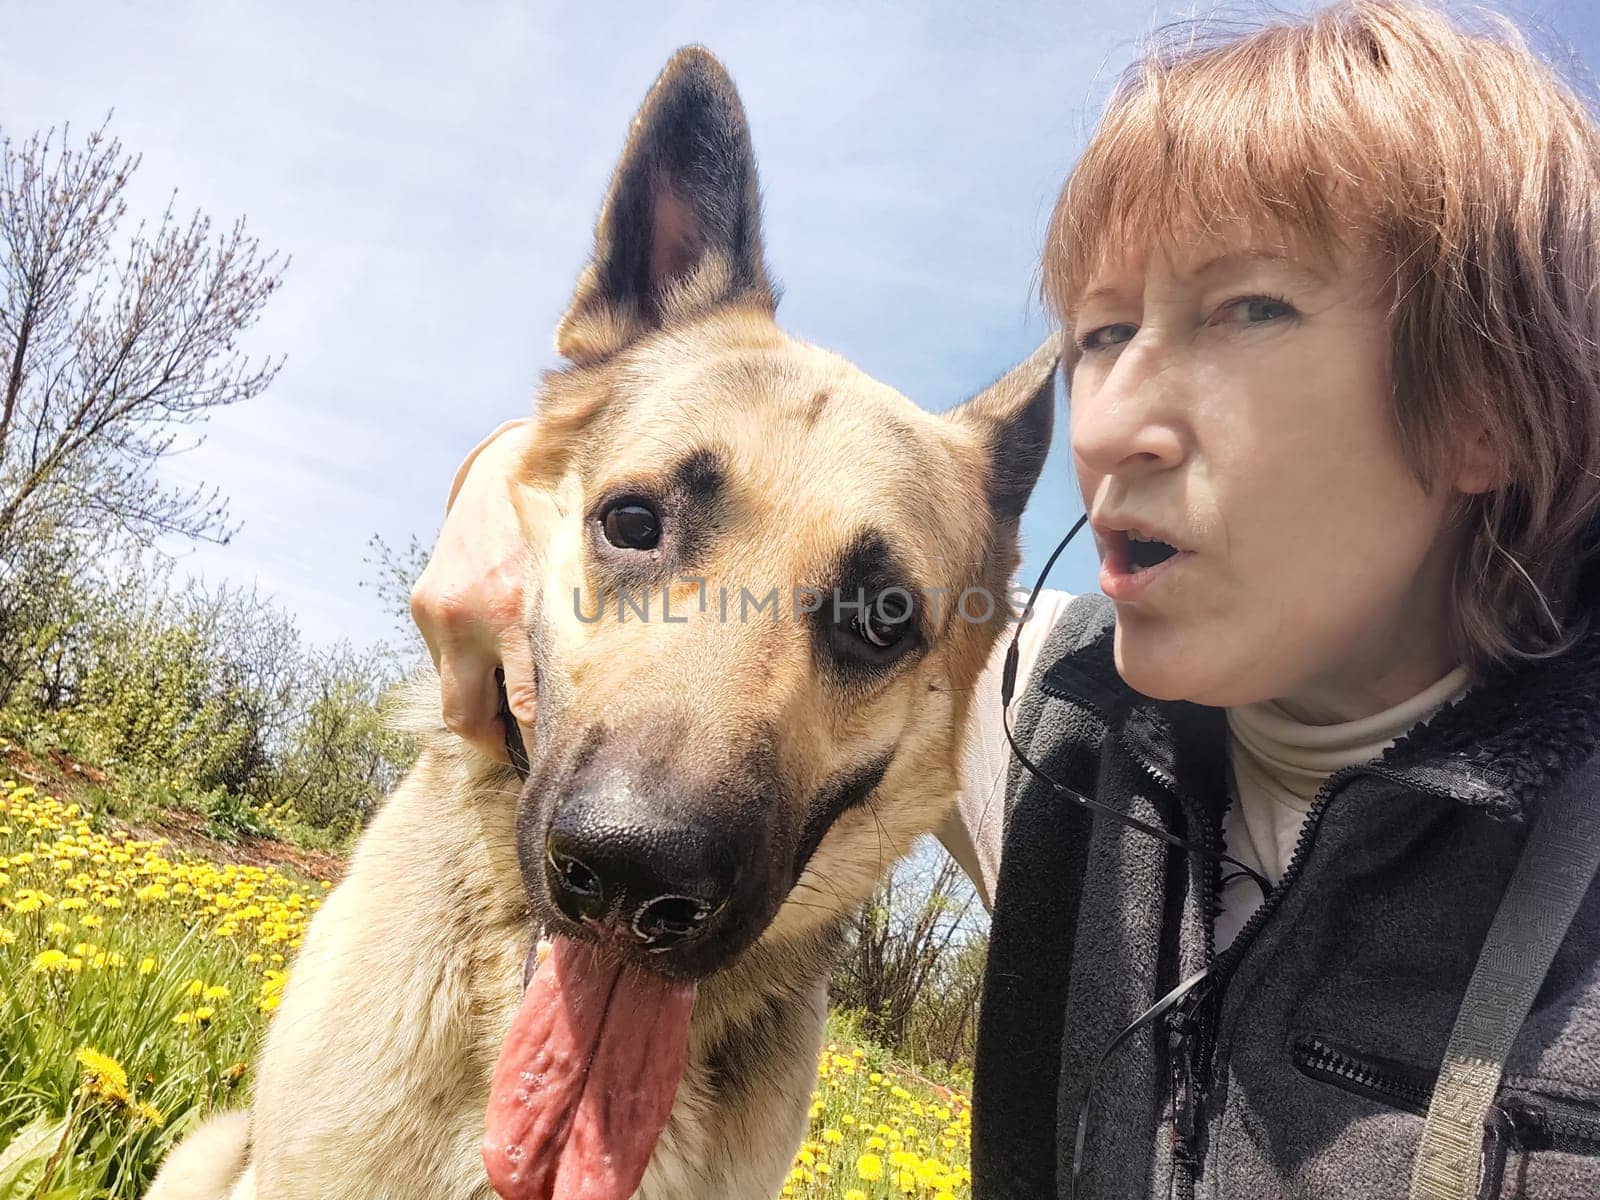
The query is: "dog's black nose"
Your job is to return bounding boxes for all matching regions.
[543,802,738,951]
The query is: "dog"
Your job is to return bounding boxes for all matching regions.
[144,45,1055,1200]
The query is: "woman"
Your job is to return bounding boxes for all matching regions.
[412,2,1600,1195]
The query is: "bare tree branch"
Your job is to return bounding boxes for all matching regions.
[0,116,286,563]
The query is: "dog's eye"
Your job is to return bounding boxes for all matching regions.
[601,501,661,550]
[850,589,915,650]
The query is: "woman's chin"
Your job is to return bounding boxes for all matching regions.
[1112,625,1195,701]
[1114,627,1281,709]
[1111,620,1235,706]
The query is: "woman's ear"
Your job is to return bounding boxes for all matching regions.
[1453,424,1501,495]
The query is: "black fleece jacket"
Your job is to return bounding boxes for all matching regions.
[972,591,1600,1199]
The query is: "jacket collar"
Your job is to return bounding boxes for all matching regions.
[1040,612,1600,824]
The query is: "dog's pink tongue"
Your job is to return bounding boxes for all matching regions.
[482,935,696,1200]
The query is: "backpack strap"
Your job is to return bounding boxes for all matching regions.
[1410,751,1600,1200]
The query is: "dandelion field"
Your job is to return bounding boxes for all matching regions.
[0,774,975,1198]
[785,1038,973,1200]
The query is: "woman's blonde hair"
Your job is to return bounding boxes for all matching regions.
[1043,0,1600,675]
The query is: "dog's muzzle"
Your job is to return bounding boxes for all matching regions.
[517,727,794,979]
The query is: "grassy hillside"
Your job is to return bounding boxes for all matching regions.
[0,769,972,1199]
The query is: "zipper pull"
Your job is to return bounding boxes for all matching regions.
[1166,1005,1203,1170]
[1477,1098,1549,1200]
[1492,1096,1548,1151]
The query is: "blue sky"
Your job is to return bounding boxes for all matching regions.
[5,0,1600,650]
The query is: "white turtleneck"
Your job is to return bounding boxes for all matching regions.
[1215,662,1475,951]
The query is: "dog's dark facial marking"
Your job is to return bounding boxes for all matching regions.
[584,448,728,587]
[671,446,725,506]
[701,921,849,1101]
[793,749,895,882]
[703,986,784,1098]
[808,530,927,683]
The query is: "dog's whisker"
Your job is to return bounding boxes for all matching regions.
[792,877,852,913]
[797,865,855,910]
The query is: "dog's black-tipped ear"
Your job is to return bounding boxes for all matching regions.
[949,336,1060,524]
[556,46,776,365]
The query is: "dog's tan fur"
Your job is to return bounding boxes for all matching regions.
[144,47,1054,1200]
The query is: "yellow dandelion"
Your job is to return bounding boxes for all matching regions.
[30,948,70,973]
[75,1047,130,1104]
[856,1153,884,1182]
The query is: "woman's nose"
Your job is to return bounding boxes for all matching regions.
[1069,345,1188,480]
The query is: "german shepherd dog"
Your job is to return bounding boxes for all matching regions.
[146,46,1054,1200]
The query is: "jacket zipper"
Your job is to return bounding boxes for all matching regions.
[1294,1035,1600,1162]
[1037,669,1482,1197]
[1172,757,1485,1196]
[1293,1035,1432,1113]
[1037,672,1220,1198]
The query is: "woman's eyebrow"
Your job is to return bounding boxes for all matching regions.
[1188,248,1331,290]
[1073,282,1129,314]
[1073,249,1329,316]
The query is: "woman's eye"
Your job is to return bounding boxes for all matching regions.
[1077,322,1137,353]
[601,501,661,550]
[1226,295,1297,325]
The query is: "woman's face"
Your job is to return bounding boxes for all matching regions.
[1068,234,1494,722]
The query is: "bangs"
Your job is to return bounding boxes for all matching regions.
[1045,38,1352,322]
[1042,2,1564,328]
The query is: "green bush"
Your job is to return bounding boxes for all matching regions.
[0,550,417,850]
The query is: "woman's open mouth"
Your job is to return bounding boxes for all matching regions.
[1100,530,1192,602]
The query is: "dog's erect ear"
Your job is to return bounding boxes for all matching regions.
[948,336,1060,524]
[556,47,776,364]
